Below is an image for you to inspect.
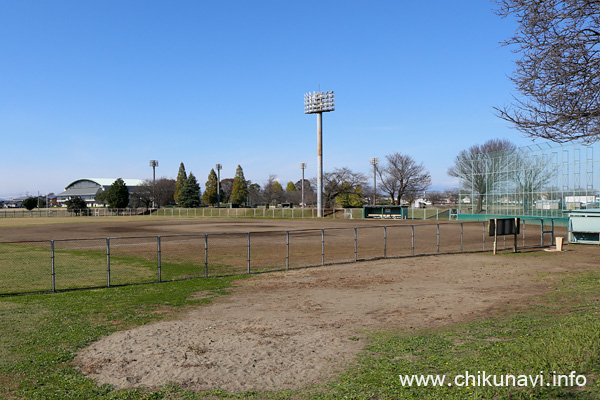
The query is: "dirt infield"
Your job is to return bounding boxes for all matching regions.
[0,217,440,241]
[75,241,596,392]
[0,216,563,246]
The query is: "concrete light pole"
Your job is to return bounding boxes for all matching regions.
[304,90,334,217]
[370,157,379,205]
[149,160,158,208]
[216,163,222,208]
[299,162,307,208]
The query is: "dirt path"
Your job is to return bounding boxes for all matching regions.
[75,245,597,393]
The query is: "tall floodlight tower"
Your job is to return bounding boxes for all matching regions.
[299,162,307,208]
[304,90,335,217]
[216,163,222,208]
[370,158,378,205]
[149,160,159,208]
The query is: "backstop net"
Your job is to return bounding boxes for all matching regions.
[456,141,600,224]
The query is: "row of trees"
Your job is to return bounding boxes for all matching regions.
[75,138,558,213]
[128,153,435,209]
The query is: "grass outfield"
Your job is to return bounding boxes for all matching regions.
[0,256,599,399]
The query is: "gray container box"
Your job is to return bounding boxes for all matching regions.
[567,209,600,244]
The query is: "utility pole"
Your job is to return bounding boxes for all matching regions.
[149,160,158,208]
[370,158,379,205]
[216,163,222,208]
[299,162,306,208]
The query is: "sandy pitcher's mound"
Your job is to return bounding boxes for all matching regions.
[76,249,591,392]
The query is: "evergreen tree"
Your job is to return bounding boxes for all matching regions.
[202,169,219,206]
[106,178,130,208]
[22,197,38,211]
[174,162,187,204]
[286,181,296,193]
[95,190,108,207]
[179,172,201,208]
[230,165,249,206]
[65,196,88,215]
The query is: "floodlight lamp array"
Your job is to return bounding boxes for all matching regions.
[370,157,379,166]
[304,91,335,114]
[149,160,159,167]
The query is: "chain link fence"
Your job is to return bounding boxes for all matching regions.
[0,220,558,295]
[0,207,458,220]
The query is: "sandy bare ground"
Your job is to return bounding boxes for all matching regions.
[75,244,598,393]
[0,217,451,241]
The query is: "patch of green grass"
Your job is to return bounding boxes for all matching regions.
[0,242,253,294]
[0,243,53,293]
[308,269,600,400]
[0,276,244,399]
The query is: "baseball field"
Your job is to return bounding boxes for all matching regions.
[0,216,598,399]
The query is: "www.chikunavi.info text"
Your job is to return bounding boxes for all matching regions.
[399,371,587,388]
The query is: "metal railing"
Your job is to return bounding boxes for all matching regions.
[0,220,556,295]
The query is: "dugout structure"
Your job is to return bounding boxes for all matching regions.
[363,205,408,219]
[567,209,600,244]
[456,141,600,226]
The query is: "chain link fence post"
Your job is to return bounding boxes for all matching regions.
[411,225,415,256]
[286,231,290,270]
[437,223,440,254]
[204,234,208,278]
[383,226,387,258]
[321,229,325,266]
[51,240,56,292]
[483,222,486,251]
[247,232,251,274]
[106,238,111,288]
[354,227,358,262]
[157,236,162,282]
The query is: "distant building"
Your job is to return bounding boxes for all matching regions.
[535,199,561,210]
[4,199,23,208]
[46,194,58,207]
[412,198,432,208]
[56,178,145,207]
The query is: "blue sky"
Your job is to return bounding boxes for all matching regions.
[0,1,536,199]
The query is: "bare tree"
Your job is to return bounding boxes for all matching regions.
[377,153,431,205]
[132,180,154,209]
[247,182,263,207]
[513,152,554,212]
[220,178,234,204]
[153,178,176,207]
[426,191,445,205]
[317,167,367,208]
[495,0,600,143]
[263,175,284,205]
[443,188,459,204]
[448,139,516,213]
[295,179,316,206]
